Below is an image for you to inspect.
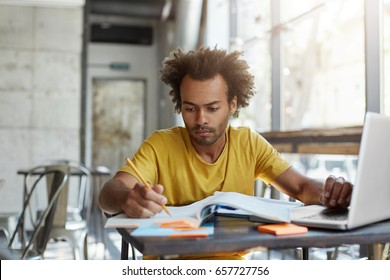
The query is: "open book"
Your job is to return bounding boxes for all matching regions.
[105,191,303,229]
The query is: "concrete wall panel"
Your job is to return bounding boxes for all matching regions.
[30,128,80,163]
[0,4,82,212]
[33,51,81,94]
[0,90,33,127]
[0,49,33,92]
[0,129,29,210]
[34,7,83,52]
[31,91,80,129]
[0,5,34,49]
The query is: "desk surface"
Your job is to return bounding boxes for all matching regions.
[117,216,390,257]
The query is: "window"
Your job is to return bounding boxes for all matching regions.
[231,0,367,131]
[230,0,272,131]
[384,0,390,115]
[280,0,365,129]
[228,1,363,185]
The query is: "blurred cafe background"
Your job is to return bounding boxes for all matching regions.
[0,0,390,259]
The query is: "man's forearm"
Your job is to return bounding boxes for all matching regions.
[98,178,129,214]
[300,179,324,205]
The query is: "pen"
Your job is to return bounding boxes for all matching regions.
[126,158,171,217]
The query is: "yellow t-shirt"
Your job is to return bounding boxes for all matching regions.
[118,125,291,206]
[118,125,291,259]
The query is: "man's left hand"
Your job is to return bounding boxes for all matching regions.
[321,175,353,208]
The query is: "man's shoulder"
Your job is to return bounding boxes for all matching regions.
[228,125,268,147]
[228,125,260,138]
[147,126,185,142]
[229,125,252,133]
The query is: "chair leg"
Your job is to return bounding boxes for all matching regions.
[73,230,88,260]
[0,227,10,241]
[382,243,389,260]
[50,229,88,260]
[83,234,88,260]
[0,214,19,243]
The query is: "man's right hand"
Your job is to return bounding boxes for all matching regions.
[98,171,168,218]
[121,182,168,218]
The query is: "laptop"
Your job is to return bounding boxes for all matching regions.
[291,112,390,230]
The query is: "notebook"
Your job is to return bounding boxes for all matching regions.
[291,112,390,230]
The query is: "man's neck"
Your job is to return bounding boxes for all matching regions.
[191,133,226,164]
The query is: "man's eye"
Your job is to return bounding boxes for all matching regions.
[208,107,219,112]
[185,107,195,112]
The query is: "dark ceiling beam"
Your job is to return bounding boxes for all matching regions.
[90,0,176,20]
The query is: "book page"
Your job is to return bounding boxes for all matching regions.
[205,192,301,222]
[105,196,215,228]
[105,192,302,228]
[104,213,202,228]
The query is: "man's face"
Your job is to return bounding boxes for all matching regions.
[180,74,237,147]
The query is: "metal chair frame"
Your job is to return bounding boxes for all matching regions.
[7,166,68,259]
[44,160,93,259]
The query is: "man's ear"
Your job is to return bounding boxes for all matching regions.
[230,96,238,114]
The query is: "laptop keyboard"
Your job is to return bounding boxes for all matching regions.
[304,208,349,221]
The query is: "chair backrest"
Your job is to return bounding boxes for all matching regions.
[8,165,68,259]
[42,160,93,226]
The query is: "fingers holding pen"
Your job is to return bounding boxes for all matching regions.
[122,183,168,218]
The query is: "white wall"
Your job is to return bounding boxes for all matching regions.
[0,4,83,212]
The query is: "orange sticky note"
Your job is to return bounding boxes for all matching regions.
[169,232,209,238]
[257,223,308,236]
[173,227,209,232]
[168,227,212,238]
[158,220,195,228]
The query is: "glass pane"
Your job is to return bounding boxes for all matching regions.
[284,154,358,184]
[384,0,390,116]
[280,0,365,129]
[230,0,272,132]
[280,0,325,22]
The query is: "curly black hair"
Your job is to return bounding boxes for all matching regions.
[160,46,255,117]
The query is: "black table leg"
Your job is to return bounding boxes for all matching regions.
[121,237,129,260]
[302,247,309,260]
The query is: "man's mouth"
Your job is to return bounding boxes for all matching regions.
[192,126,213,137]
[195,129,211,137]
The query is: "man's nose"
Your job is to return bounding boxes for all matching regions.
[195,109,207,125]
